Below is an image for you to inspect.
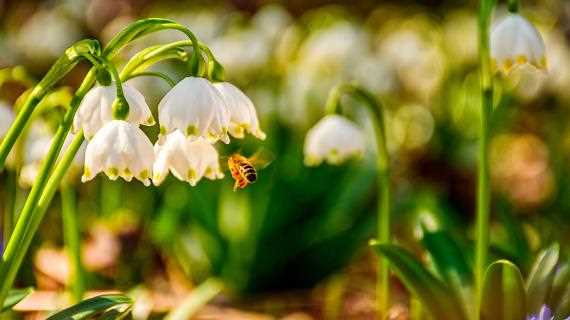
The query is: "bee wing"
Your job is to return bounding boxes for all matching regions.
[249,148,275,170]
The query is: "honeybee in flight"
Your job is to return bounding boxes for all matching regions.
[227,150,272,191]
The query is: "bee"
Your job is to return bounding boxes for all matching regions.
[227,150,272,191]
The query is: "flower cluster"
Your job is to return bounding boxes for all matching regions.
[75,77,264,186]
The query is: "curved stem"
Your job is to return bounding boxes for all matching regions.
[103,19,203,76]
[475,0,495,318]
[61,182,85,302]
[326,83,390,319]
[124,71,176,87]
[0,39,100,171]
[120,40,220,81]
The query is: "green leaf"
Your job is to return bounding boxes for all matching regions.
[421,228,472,285]
[548,261,570,312]
[46,294,132,320]
[2,287,33,311]
[372,243,468,320]
[480,260,526,320]
[526,244,559,315]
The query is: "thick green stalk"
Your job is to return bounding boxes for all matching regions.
[508,0,519,13]
[2,171,16,247]
[0,71,94,307]
[475,0,495,317]
[326,83,391,319]
[60,183,85,302]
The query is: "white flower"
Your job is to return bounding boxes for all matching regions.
[213,82,266,140]
[82,120,154,186]
[491,13,547,74]
[158,77,230,144]
[153,130,224,186]
[73,82,154,139]
[304,114,365,166]
[0,102,14,138]
[19,121,53,187]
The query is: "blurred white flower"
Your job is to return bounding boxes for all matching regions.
[73,82,154,139]
[304,115,365,166]
[491,14,547,74]
[19,121,53,187]
[82,120,154,186]
[153,130,224,186]
[158,77,230,143]
[213,82,266,140]
[0,101,14,138]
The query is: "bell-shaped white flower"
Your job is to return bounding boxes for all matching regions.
[73,82,154,139]
[158,77,230,144]
[213,82,266,140]
[153,130,224,186]
[304,114,365,166]
[82,120,154,186]
[0,102,14,138]
[491,13,547,74]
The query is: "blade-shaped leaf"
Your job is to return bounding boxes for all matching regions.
[46,294,132,320]
[421,228,472,285]
[548,262,570,312]
[526,244,559,315]
[2,288,34,311]
[480,260,526,320]
[372,243,468,320]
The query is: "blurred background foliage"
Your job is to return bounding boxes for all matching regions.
[1,0,570,318]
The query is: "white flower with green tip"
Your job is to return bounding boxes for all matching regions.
[213,82,266,140]
[153,130,224,186]
[491,13,547,74]
[304,114,365,166]
[82,120,154,186]
[158,77,230,144]
[73,82,155,139]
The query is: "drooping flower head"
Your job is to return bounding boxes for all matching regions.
[153,130,224,186]
[304,114,365,166]
[73,82,154,139]
[491,13,547,74]
[158,77,230,144]
[214,82,266,140]
[82,120,154,186]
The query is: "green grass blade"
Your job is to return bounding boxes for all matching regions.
[2,288,34,311]
[421,228,473,285]
[46,294,132,320]
[372,243,468,320]
[480,260,526,320]
[526,243,559,315]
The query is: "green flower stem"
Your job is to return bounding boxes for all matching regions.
[120,40,221,81]
[0,40,100,170]
[326,83,391,319]
[475,0,495,317]
[2,171,16,248]
[124,71,177,87]
[60,182,85,302]
[508,0,519,13]
[0,71,95,308]
[103,19,203,76]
